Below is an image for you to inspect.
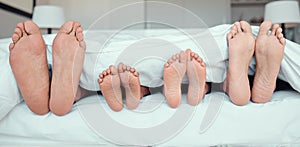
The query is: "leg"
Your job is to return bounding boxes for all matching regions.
[50,21,86,116]
[98,65,123,112]
[223,21,255,106]
[185,49,209,106]
[118,63,148,110]
[163,51,186,108]
[252,21,285,103]
[9,21,50,115]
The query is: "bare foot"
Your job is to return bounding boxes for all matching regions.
[163,51,186,108]
[9,21,49,115]
[252,21,285,103]
[186,49,207,106]
[223,21,255,106]
[98,65,123,111]
[50,21,86,116]
[118,63,141,110]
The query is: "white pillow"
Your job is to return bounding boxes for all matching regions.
[0,38,23,120]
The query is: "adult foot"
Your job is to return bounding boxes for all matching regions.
[98,65,123,111]
[118,63,141,110]
[163,51,186,108]
[223,21,255,106]
[9,21,50,115]
[252,21,285,103]
[186,49,207,106]
[50,21,86,116]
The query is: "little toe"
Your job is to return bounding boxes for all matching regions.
[9,43,14,51]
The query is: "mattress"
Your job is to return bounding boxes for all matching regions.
[0,24,300,146]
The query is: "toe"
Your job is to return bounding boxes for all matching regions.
[172,54,178,61]
[271,24,280,35]
[109,65,118,75]
[240,21,252,33]
[275,27,282,36]
[118,63,125,73]
[164,62,170,68]
[70,22,81,36]
[59,21,74,34]
[9,43,14,51]
[234,22,242,33]
[76,28,84,41]
[14,27,22,38]
[102,70,107,76]
[231,25,237,34]
[16,22,26,36]
[130,67,135,73]
[227,32,233,40]
[179,51,186,64]
[98,78,103,84]
[185,49,192,61]
[24,21,40,35]
[192,52,199,59]
[258,20,272,36]
[99,74,104,79]
[12,33,20,43]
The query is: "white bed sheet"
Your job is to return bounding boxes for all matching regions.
[0,91,300,146]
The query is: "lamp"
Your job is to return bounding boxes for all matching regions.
[32,5,65,34]
[264,0,300,37]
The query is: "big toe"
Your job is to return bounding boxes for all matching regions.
[23,21,40,35]
[240,21,252,33]
[179,51,187,64]
[59,21,75,34]
[258,20,272,35]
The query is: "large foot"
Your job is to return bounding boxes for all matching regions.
[163,51,186,108]
[9,21,50,115]
[98,65,123,111]
[118,63,141,110]
[50,21,86,116]
[186,49,207,106]
[252,21,285,103]
[223,21,255,106]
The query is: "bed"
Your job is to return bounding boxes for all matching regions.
[0,24,300,146]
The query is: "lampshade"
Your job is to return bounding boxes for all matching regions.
[32,5,65,29]
[264,0,300,27]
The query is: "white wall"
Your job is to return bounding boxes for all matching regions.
[46,0,144,29]
[0,0,230,38]
[0,9,28,38]
[43,0,231,29]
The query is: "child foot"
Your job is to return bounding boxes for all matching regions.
[9,21,50,115]
[223,21,255,106]
[50,21,86,116]
[98,65,123,112]
[118,63,141,110]
[252,21,285,103]
[186,49,207,106]
[163,51,186,108]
